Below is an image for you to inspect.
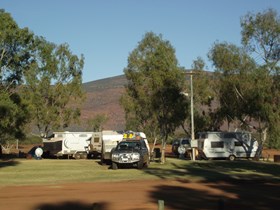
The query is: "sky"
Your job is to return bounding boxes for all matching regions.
[1,0,280,83]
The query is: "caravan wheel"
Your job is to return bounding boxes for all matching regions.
[74,153,81,159]
[229,155,236,161]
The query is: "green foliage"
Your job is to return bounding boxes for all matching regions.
[86,114,108,132]
[190,57,218,132]
[121,32,189,162]
[241,9,280,148]
[241,8,280,71]
[209,9,280,148]
[0,10,34,143]
[0,91,30,143]
[21,135,42,145]
[0,9,85,140]
[21,36,85,137]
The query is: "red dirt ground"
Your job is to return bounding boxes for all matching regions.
[0,178,280,210]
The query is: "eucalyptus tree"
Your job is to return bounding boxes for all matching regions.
[208,9,280,149]
[189,57,219,133]
[0,9,34,143]
[121,32,188,163]
[0,9,85,141]
[22,37,85,137]
[241,8,280,148]
[86,114,108,132]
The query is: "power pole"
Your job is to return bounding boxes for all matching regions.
[190,71,196,161]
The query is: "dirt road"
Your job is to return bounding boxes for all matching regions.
[0,178,279,210]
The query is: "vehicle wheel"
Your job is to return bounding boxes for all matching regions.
[74,153,81,159]
[229,155,235,161]
[137,161,144,169]
[81,153,87,159]
[112,162,118,170]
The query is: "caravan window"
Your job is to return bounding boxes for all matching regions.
[223,133,237,139]
[211,141,224,148]
[234,141,243,147]
[93,137,100,143]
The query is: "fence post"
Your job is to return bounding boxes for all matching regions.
[158,200,164,210]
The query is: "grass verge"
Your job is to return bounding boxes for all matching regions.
[0,158,279,186]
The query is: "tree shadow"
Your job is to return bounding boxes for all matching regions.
[34,201,109,210]
[0,160,20,168]
[145,160,280,182]
[146,160,280,209]
[149,181,280,210]
[188,160,280,179]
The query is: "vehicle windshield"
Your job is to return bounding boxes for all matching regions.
[116,141,141,150]
[181,139,190,145]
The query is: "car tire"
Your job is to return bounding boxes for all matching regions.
[137,161,143,169]
[112,162,118,170]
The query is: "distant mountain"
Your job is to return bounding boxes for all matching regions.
[79,75,127,131]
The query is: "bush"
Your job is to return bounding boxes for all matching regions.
[22,135,42,145]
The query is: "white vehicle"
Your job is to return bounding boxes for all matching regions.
[122,131,150,154]
[101,130,150,164]
[43,131,95,159]
[197,131,259,161]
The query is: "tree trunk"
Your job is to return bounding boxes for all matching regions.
[161,139,166,164]
[151,137,157,160]
[255,127,267,158]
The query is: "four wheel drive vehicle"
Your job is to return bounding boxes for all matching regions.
[172,138,191,157]
[111,139,149,170]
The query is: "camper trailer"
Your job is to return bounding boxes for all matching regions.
[43,131,94,159]
[197,131,259,161]
[101,130,124,164]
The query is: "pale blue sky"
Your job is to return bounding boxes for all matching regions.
[1,0,279,83]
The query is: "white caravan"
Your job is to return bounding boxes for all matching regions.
[43,131,94,159]
[197,131,259,161]
[101,130,124,164]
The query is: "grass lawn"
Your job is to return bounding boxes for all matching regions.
[0,157,279,186]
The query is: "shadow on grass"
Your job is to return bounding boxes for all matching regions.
[0,160,20,168]
[146,160,280,182]
[34,201,109,210]
[146,160,280,210]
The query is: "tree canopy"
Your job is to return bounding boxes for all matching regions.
[0,10,84,141]
[121,32,189,162]
[209,8,280,149]
[0,9,34,142]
